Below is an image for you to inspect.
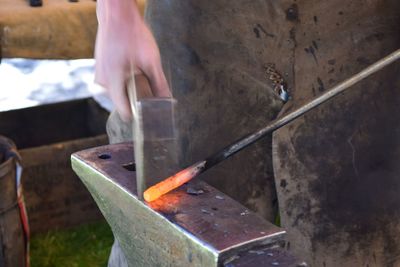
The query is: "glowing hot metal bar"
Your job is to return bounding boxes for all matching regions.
[144,160,205,202]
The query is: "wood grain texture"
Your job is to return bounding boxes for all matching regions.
[0,155,25,267]
[0,99,109,233]
[0,0,148,59]
[0,0,97,59]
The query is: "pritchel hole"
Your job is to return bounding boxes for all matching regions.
[98,153,111,160]
[212,207,218,211]
[122,162,136,172]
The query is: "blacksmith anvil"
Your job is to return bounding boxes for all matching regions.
[71,143,303,266]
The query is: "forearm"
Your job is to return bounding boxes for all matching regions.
[96,0,143,27]
[94,0,170,120]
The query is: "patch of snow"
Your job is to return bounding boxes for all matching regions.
[0,58,113,112]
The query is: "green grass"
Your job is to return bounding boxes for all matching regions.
[30,221,114,267]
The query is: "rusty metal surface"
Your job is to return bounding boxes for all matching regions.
[71,143,286,266]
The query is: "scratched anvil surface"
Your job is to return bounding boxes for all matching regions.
[71,143,302,266]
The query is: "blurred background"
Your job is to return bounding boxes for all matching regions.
[0,0,120,266]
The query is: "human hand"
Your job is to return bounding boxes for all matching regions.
[95,0,171,121]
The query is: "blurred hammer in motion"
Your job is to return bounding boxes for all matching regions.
[128,74,179,200]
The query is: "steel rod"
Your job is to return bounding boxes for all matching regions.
[144,48,400,201]
[205,48,400,167]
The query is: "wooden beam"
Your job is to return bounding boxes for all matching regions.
[0,0,148,59]
[0,0,97,59]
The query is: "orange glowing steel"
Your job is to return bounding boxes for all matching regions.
[143,161,206,202]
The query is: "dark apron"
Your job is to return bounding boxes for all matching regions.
[107,2,289,265]
[108,0,400,265]
[271,1,400,266]
[146,0,291,221]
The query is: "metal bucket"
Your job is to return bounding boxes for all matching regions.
[0,136,27,267]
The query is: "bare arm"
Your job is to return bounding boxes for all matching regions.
[95,0,170,121]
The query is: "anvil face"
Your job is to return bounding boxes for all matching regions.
[71,143,292,266]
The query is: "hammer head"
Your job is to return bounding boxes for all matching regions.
[139,98,177,140]
[134,98,179,199]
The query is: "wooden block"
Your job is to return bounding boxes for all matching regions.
[21,135,108,233]
[0,158,25,267]
[0,98,110,233]
[0,0,148,59]
[0,0,97,59]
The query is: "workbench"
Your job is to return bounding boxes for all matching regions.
[0,0,148,59]
[0,0,97,59]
